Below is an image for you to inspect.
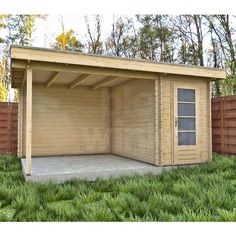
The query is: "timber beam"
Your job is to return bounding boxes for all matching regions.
[92,76,118,90]
[69,74,90,89]
[12,60,158,80]
[45,72,61,87]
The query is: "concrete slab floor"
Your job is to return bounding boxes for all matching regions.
[21,154,177,183]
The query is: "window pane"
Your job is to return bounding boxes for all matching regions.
[178,103,195,116]
[178,118,195,130]
[178,132,196,145]
[178,89,195,102]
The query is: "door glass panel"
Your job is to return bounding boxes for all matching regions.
[178,118,195,130]
[177,88,196,146]
[178,103,195,116]
[178,132,196,145]
[178,89,195,102]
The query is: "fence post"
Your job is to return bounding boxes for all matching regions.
[220,98,224,153]
[7,103,11,154]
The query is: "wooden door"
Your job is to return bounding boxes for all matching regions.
[173,83,200,165]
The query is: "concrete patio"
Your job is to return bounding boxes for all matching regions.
[21,154,175,183]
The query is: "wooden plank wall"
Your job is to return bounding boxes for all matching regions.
[24,83,110,156]
[111,79,156,164]
[212,95,236,154]
[161,75,210,165]
[0,102,18,155]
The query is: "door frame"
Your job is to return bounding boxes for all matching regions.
[172,82,201,165]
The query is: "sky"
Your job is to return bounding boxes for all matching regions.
[33,14,116,48]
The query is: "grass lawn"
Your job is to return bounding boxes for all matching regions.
[0,153,235,221]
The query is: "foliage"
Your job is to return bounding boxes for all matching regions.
[105,16,138,58]
[53,29,83,52]
[0,14,46,102]
[137,15,176,62]
[52,17,83,52]
[0,15,8,44]
[0,154,235,221]
[0,52,8,101]
[1,14,236,97]
[172,15,204,66]
[0,79,7,102]
[5,15,46,46]
[205,15,236,96]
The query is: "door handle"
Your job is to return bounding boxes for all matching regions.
[175,117,178,127]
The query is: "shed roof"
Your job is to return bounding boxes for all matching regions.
[10,46,226,88]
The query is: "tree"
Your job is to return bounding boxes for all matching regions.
[105,16,138,58]
[5,15,46,46]
[0,15,47,101]
[52,17,83,52]
[0,15,8,101]
[0,15,7,44]
[173,15,204,66]
[0,52,8,101]
[137,15,176,62]
[84,15,103,54]
[205,15,236,96]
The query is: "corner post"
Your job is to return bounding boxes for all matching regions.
[17,86,23,157]
[25,67,32,175]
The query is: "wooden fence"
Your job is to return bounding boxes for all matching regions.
[0,102,18,155]
[212,95,236,154]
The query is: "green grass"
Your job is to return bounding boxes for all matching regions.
[0,153,235,221]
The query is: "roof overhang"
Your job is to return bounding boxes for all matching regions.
[10,46,226,88]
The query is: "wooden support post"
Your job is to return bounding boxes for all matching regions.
[154,79,159,166]
[108,87,112,153]
[208,80,212,161]
[17,87,21,157]
[17,86,23,157]
[159,75,163,166]
[25,67,32,175]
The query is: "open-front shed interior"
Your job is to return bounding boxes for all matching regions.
[11,46,226,176]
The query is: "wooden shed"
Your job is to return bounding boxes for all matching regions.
[10,46,225,176]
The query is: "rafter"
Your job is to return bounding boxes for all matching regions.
[92,76,118,90]
[12,61,158,80]
[45,72,60,87]
[69,74,90,89]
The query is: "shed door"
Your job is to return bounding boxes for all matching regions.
[173,83,200,164]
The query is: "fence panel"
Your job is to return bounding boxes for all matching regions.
[0,102,18,155]
[212,95,236,154]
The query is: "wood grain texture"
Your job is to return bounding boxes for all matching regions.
[212,95,236,155]
[161,75,211,165]
[69,74,90,89]
[111,79,156,164]
[26,68,32,175]
[0,103,18,155]
[17,88,23,157]
[92,76,118,90]
[208,80,212,161]
[11,47,226,79]
[25,84,110,156]
[45,72,60,87]
[154,79,160,165]
[173,82,200,165]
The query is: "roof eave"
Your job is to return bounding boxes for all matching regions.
[10,46,226,80]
